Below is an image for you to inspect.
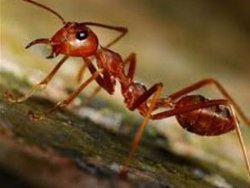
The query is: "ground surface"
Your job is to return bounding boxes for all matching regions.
[0,71,248,188]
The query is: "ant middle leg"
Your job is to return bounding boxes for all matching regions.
[5,56,68,103]
[166,78,249,126]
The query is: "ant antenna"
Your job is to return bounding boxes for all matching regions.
[23,0,66,25]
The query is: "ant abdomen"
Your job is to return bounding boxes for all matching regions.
[175,95,235,136]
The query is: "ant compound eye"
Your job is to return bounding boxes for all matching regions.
[76,31,88,41]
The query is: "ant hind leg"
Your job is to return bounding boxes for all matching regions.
[151,100,250,180]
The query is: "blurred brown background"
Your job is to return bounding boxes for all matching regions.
[1,0,250,180]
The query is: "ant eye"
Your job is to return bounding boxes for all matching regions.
[76,31,88,40]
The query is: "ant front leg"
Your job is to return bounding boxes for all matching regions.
[5,56,68,103]
[29,69,103,120]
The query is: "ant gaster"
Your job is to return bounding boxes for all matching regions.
[6,0,250,180]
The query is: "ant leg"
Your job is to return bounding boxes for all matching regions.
[5,56,68,103]
[120,83,163,177]
[29,69,103,120]
[151,100,250,180]
[232,107,250,181]
[167,78,249,126]
[76,63,87,83]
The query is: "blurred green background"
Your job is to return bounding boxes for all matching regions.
[1,0,250,180]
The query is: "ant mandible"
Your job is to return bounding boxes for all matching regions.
[6,0,250,180]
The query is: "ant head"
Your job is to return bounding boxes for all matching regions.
[23,0,99,58]
[50,22,99,58]
[26,23,99,59]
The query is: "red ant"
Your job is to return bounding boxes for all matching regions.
[6,0,250,180]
